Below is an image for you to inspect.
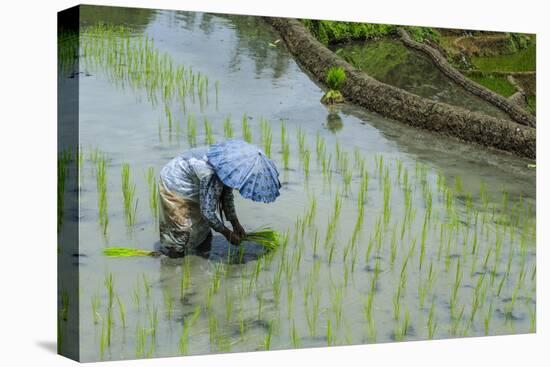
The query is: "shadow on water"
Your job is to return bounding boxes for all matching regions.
[155,234,268,265]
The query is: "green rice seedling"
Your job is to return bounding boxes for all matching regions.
[280,120,287,148]
[261,320,274,350]
[215,80,220,110]
[419,261,436,309]
[330,284,344,326]
[484,301,493,335]
[504,273,522,320]
[291,320,301,348]
[260,118,273,157]
[240,228,280,250]
[306,290,321,338]
[95,156,109,235]
[390,227,398,266]
[132,286,141,310]
[322,66,346,103]
[204,117,215,145]
[99,318,108,359]
[146,167,159,220]
[135,323,147,358]
[80,25,216,114]
[286,286,294,319]
[450,260,463,314]
[148,306,159,344]
[208,313,218,345]
[187,114,197,147]
[383,168,391,224]
[242,114,252,143]
[179,305,201,355]
[394,307,410,341]
[157,120,163,142]
[163,288,174,319]
[419,212,429,270]
[91,293,101,324]
[528,304,536,333]
[142,273,152,300]
[297,128,306,155]
[282,140,290,171]
[303,149,311,179]
[121,163,138,227]
[223,115,233,138]
[450,305,465,335]
[316,132,326,161]
[469,274,486,325]
[343,168,353,194]
[326,318,333,346]
[104,273,114,346]
[116,295,126,328]
[165,104,174,133]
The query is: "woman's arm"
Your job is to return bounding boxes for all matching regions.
[199,176,241,244]
[221,187,246,237]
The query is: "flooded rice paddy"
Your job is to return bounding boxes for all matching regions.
[334,39,511,119]
[58,8,535,362]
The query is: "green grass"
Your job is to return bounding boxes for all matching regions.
[302,19,439,46]
[526,95,536,115]
[471,43,536,72]
[468,74,517,97]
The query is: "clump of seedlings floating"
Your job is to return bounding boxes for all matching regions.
[321,66,346,104]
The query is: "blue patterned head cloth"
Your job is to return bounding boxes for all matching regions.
[206,140,281,203]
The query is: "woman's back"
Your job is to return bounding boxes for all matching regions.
[160,146,213,202]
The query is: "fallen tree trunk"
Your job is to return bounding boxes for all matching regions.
[397,28,536,128]
[264,17,535,159]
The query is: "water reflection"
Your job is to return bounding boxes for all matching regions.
[79,4,156,30]
[325,110,344,132]
[219,14,290,79]
[335,39,510,119]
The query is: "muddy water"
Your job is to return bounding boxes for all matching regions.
[58,7,535,362]
[334,39,511,119]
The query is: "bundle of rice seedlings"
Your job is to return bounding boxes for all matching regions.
[241,228,280,250]
[103,247,154,257]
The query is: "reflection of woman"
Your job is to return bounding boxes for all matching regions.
[159,140,281,258]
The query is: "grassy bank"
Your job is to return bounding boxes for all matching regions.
[470,42,535,72]
[301,19,439,45]
[468,74,517,97]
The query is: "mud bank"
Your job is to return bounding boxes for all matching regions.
[264,17,535,159]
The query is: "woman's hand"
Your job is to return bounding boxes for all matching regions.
[232,221,246,238]
[222,227,242,245]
